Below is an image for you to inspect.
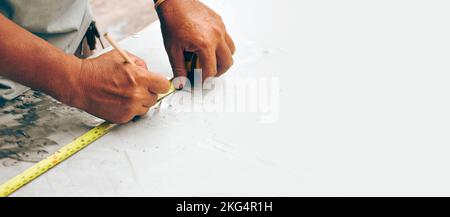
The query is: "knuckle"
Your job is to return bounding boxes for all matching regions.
[211,25,225,39]
[195,29,223,50]
[196,38,210,49]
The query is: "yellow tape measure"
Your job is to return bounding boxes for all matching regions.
[0,122,115,197]
[0,81,176,197]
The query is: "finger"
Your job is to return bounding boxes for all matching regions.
[126,51,148,69]
[141,92,158,108]
[131,106,151,122]
[198,48,217,82]
[216,42,234,77]
[167,46,188,78]
[139,69,171,94]
[225,33,236,54]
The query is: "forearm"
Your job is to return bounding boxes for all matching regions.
[0,14,81,103]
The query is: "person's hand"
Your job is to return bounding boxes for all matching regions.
[156,0,236,82]
[64,50,170,124]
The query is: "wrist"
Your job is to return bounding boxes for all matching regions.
[50,55,84,108]
[155,0,196,17]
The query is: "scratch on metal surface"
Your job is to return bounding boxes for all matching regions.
[124,150,139,184]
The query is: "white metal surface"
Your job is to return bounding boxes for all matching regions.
[7,0,450,196]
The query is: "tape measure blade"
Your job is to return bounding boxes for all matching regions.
[0,122,115,197]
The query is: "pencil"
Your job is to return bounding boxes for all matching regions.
[103,32,136,65]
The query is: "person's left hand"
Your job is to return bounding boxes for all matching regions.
[156,0,236,83]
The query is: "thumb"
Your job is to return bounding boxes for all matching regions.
[167,46,187,78]
[167,46,188,89]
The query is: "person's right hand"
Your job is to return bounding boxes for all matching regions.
[64,50,170,124]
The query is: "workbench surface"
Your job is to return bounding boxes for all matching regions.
[2,0,450,196]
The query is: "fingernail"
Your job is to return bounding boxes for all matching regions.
[174,77,187,90]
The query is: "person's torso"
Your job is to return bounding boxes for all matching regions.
[0,0,92,54]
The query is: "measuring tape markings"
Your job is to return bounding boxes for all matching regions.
[0,122,115,197]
